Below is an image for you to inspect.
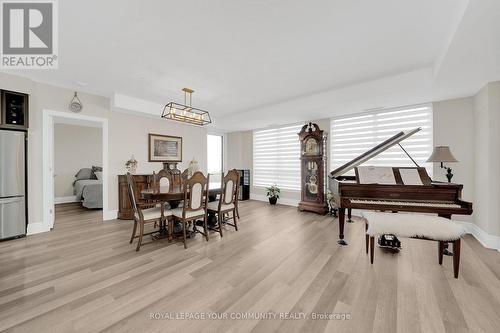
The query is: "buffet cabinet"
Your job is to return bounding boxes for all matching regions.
[117,174,153,220]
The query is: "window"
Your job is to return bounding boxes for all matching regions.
[253,124,302,190]
[207,134,223,174]
[330,104,433,175]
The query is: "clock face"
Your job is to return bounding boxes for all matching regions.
[70,101,83,113]
[305,137,319,155]
[169,163,175,170]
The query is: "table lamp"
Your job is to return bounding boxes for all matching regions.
[426,146,457,183]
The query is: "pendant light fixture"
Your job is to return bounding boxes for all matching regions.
[161,88,211,126]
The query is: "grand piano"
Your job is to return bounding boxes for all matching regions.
[328,127,473,245]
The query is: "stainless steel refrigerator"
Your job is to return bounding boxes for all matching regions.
[0,130,26,240]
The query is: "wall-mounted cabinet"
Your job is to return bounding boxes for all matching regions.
[1,90,29,130]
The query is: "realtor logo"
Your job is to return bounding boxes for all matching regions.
[1,0,58,68]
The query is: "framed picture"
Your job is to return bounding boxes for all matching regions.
[148,134,182,162]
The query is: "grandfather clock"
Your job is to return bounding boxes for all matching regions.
[298,122,328,215]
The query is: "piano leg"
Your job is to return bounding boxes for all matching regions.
[453,239,461,278]
[338,208,348,245]
[347,208,353,223]
[366,222,369,253]
[439,214,454,256]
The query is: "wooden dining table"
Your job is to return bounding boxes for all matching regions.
[140,183,222,240]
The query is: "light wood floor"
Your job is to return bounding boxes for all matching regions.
[1,201,500,333]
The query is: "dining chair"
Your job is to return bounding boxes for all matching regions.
[171,171,210,249]
[235,171,241,220]
[171,169,183,187]
[151,169,175,229]
[207,169,240,236]
[152,169,174,191]
[180,169,189,186]
[126,172,172,251]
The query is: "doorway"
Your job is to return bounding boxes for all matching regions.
[53,122,103,225]
[42,110,109,232]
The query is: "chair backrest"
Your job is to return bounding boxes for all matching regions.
[171,169,182,188]
[152,169,173,190]
[125,172,140,220]
[219,169,239,208]
[182,171,209,215]
[180,169,189,186]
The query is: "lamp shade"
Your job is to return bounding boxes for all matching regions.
[426,146,458,163]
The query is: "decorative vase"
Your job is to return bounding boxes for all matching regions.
[269,197,277,205]
[125,155,138,174]
[187,158,200,177]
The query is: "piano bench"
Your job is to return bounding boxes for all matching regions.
[362,211,466,278]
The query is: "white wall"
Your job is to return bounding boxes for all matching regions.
[473,82,500,236]
[226,130,252,171]
[0,72,208,227]
[490,82,500,237]
[432,97,475,222]
[54,124,102,197]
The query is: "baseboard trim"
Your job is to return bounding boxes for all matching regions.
[250,194,299,207]
[54,196,78,204]
[103,210,118,221]
[27,222,51,235]
[454,221,500,251]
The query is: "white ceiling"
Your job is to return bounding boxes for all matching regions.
[3,0,500,131]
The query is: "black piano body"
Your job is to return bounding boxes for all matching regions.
[328,128,473,245]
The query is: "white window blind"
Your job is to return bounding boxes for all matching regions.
[330,105,433,176]
[253,124,302,190]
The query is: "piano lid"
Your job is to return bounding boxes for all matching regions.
[330,127,421,178]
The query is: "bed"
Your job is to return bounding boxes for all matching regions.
[73,167,103,209]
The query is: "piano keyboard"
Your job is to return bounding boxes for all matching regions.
[350,199,462,208]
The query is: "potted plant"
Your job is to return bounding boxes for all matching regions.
[266,184,280,205]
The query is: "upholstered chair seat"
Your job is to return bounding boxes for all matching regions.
[134,206,172,221]
[207,201,234,211]
[171,208,205,219]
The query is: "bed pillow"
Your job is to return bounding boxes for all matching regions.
[94,171,103,180]
[75,168,94,180]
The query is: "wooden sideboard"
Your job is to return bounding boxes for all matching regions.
[117,174,152,220]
